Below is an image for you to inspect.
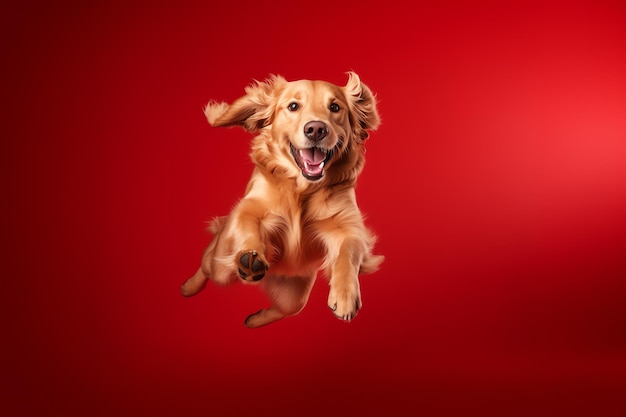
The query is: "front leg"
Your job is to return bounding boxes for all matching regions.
[237,249,268,282]
[230,198,270,282]
[327,240,364,321]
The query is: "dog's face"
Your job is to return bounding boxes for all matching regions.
[204,72,379,184]
[272,80,350,181]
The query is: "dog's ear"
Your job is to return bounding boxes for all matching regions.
[344,71,380,141]
[204,75,287,132]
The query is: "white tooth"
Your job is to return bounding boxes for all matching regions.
[304,161,310,170]
[320,162,325,168]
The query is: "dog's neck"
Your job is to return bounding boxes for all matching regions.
[249,133,365,196]
[254,158,362,198]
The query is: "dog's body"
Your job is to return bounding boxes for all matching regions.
[181,72,382,327]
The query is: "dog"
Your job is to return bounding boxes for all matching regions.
[180,71,383,328]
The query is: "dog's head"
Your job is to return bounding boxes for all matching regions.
[204,72,379,184]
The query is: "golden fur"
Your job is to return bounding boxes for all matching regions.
[181,72,383,327]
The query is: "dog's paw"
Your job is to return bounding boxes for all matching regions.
[237,250,268,282]
[327,284,362,321]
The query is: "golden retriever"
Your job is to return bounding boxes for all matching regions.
[180,72,383,327]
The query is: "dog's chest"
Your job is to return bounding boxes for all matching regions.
[263,197,329,266]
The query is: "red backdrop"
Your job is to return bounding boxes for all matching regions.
[3,1,626,416]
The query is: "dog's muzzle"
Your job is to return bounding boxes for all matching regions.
[289,120,333,181]
[290,144,331,181]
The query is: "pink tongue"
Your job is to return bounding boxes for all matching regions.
[301,148,325,164]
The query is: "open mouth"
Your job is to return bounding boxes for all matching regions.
[290,144,331,181]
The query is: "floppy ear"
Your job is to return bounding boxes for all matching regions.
[344,71,380,140]
[204,75,287,132]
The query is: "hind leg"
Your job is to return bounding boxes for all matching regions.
[245,273,316,328]
[180,267,209,297]
[180,218,237,296]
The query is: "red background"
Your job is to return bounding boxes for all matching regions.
[3,1,626,416]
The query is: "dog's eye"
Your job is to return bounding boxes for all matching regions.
[329,103,340,113]
[288,102,299,112]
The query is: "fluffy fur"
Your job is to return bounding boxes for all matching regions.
[181,72,383,327]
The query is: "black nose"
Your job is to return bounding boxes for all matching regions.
[304,121,328,141]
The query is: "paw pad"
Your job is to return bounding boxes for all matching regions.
[238,250,268,281]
